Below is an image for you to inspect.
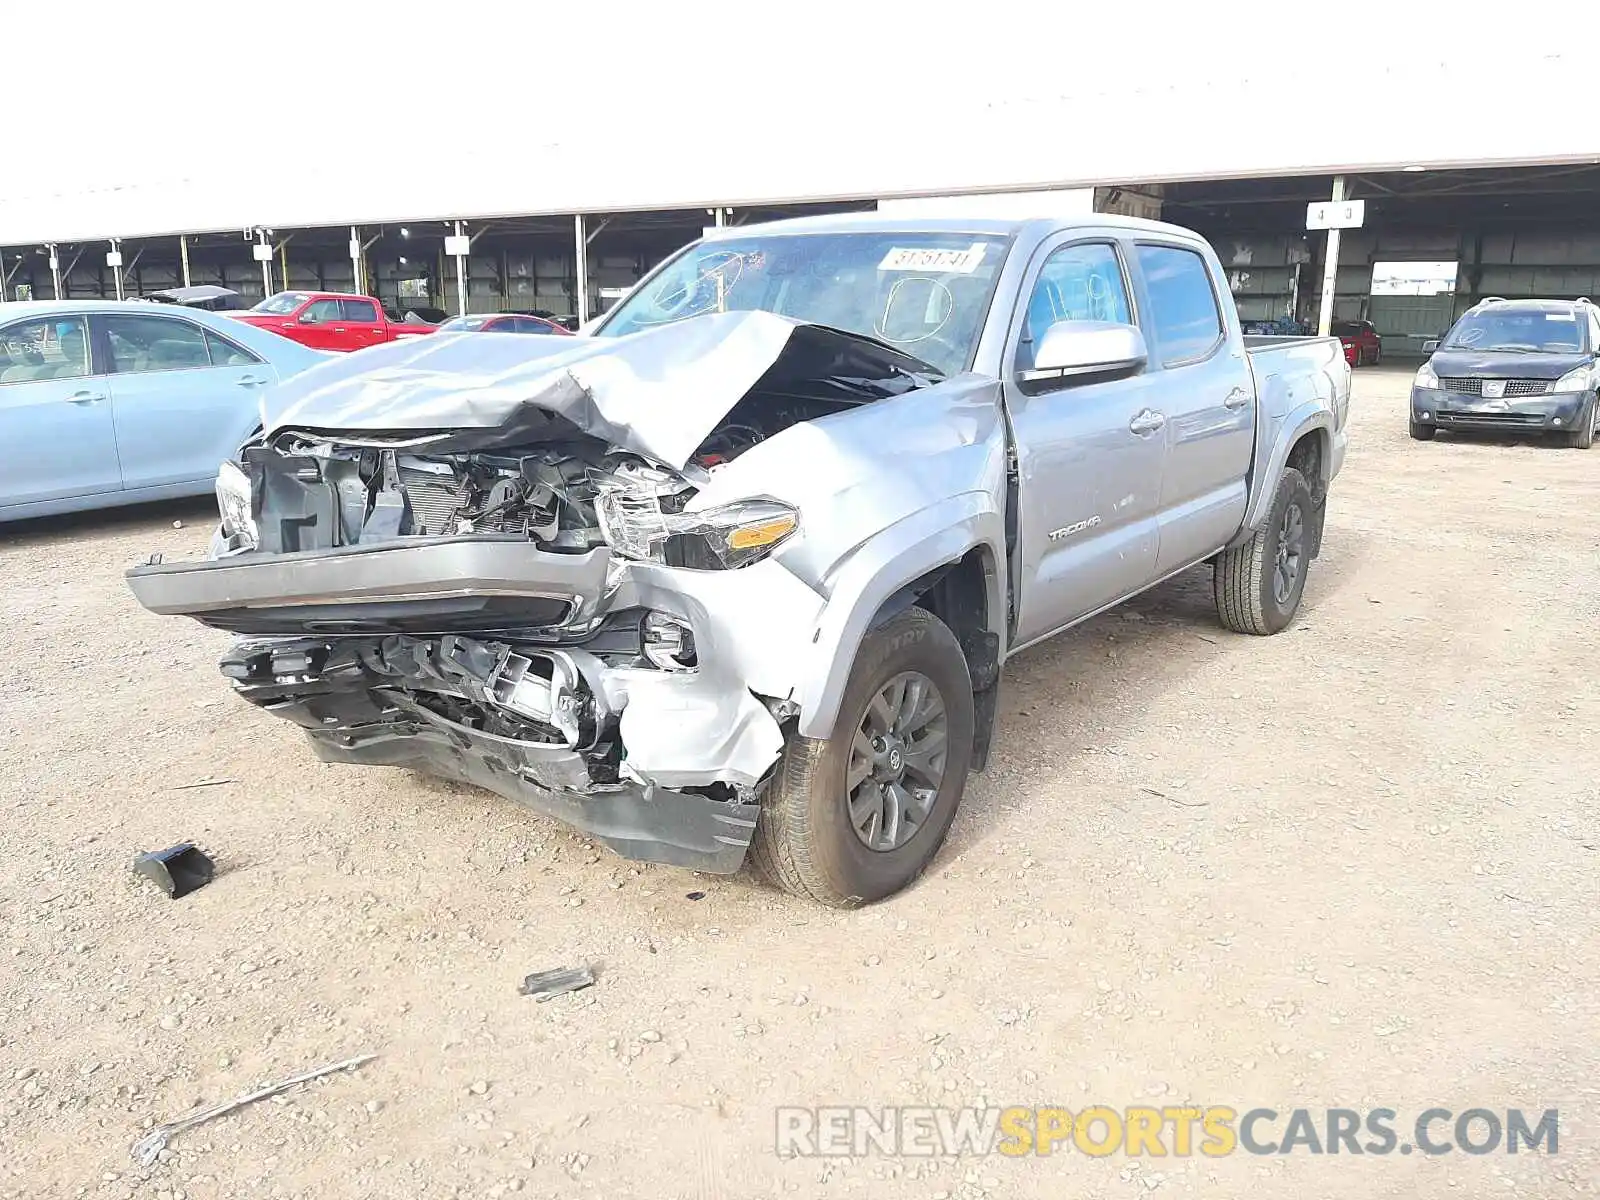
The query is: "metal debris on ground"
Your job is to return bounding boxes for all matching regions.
[131,1052,377,1166]
[519,964,596,1002]
[132,844,216,899]
[169,777,237,791]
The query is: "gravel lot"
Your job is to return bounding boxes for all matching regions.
[2,367,1596,1200]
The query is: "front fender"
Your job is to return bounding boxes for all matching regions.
[792,491,1006,740]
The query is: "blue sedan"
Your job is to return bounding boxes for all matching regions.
[0,300,326,521]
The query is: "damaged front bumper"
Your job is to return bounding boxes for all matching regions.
[127,536,826,874]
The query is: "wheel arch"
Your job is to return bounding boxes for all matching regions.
[791,494,1006,745]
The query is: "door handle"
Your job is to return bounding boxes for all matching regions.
[1223,387,1250,409]
[236,375,265,387]
[68,390,106,405]
[333,327,348,333]
[1129,409,1167,435]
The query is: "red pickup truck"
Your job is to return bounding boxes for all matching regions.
[230,292,437,353]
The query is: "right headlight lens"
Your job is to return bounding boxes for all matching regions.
[1553,365,1591,392]
[1414,360,1439,390]
[596,492,799,570]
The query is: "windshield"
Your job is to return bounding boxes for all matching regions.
[1442,309,1586,353]
[594,231,1013,375]
[438,315,493,332]
[252,292,310,315]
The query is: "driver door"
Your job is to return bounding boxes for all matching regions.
[0,314,121,510]
[1003,234,1168,648]
[292,298,344,351]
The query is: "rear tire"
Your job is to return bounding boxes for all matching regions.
[1563,397,1595,449]
[1214,467,1314,636]
[750,608,974,907]
[1409,421,1437,441]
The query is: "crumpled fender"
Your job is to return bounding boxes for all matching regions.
[789,492,1007,740]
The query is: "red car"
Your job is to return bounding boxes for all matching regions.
[1333,320,1381,367]
[230,291,437,353]
[435,312,574,336]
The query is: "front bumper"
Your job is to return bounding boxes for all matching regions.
[1410,387,1589,433]
[127,535,825,874]
[270,664,760,873]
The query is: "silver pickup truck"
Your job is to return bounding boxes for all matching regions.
[127,213,1349,907]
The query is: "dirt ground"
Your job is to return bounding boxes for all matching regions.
[1,367,1596,1200]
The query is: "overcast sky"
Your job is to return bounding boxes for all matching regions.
[4,3,1596,239]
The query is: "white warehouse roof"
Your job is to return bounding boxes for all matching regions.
[2,6,1596,244]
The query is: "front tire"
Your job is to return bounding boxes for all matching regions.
[1563,396,1595,449]
[751,608,974,907]
[1409,420,1436,441]
[1214,467,1315,636]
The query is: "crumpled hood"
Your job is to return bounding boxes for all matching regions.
[1428,348,1589,382]
[261,310,937,470]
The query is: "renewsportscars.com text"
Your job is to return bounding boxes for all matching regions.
[775,1105,1559,1158]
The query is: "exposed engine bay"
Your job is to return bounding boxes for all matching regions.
[225,392,857,560]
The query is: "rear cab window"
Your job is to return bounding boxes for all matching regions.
[341,298,380,323]
[1134,243,1225,366]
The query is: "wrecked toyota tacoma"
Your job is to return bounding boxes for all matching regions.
[127,214,1350,907]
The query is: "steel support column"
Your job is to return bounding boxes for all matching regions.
[454,220,468,318]
[1316,176,1346,338]
[179,235,191,287]
[574,214,590,327]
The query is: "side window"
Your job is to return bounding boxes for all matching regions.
[1017,242,1132,371]
[341,298,379,322]
[515,317,555,334]
[1587,310,1600,352]
[1135,244,1225,366]
[205,330,262,366]
[0,316,91,384]
[303,299,343,323]
[102,315,212,373]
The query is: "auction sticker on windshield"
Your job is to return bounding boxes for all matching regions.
[879,243,990,273]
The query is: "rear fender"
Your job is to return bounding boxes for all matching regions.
[1231,404,1333,546]
[792,492,1006,740]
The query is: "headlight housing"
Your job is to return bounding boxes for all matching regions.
[1414,360,1439,390]
[596,490,799,570]
[1553,365,1592,392]
[214,460,259,550]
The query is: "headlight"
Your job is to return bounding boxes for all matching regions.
[1414,360,1439,390]
[596,492,799,570]
[1553,365,1591,392]
[214,460,258,549]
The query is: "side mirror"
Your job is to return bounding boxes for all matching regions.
[1421,338,1441,353]
[1021,320,1148,387]
[299,311,320,324]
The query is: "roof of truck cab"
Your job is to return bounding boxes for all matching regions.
[702,211,1202,240]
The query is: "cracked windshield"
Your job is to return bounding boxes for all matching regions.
[596,231,1012,376]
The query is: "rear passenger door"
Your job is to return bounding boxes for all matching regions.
[1004,234,1167,647]
[340,297,387,350]
[98,313,271,490]
[1129,241,1256,575]
[0,314,121,509]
